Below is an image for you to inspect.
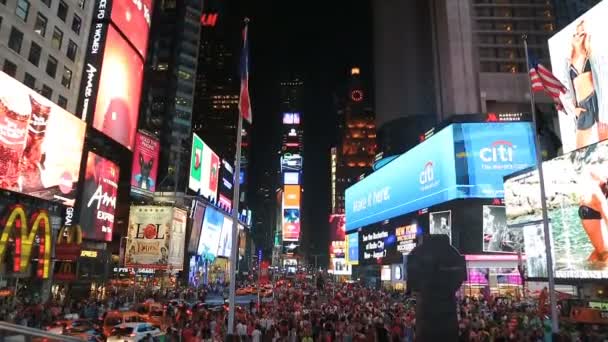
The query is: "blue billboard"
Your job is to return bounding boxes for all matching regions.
[348,232,359,265]
[345,127,459,231]
[345,122,536,231]
[197,206,224,259]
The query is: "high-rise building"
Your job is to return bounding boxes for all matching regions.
[552,0,600,28]
[138,0,203,192]
[0,0,94,113]
[373,0,559,156]
[331,68,376,214]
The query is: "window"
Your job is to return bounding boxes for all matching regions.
[2,60,17,77]
[8,27,24,53]
[66,40,77,61]
[51,27,63,49]
[61,67,72,88]
[46,55,57,78]
[40,85,52,99]
[15,0,29,21]
[57,95,67,108]
[41,0,51,7]
[57,0,67,21]
[28,42,42,66]
[71,14,81,34]
[34,13,47,36]
[23,73,36,88]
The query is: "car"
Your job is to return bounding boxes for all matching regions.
[107,323,161,342]
[44,320,69,335]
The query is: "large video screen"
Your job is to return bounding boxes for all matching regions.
[125,206,172,269]
[0,72,86,205]
[187,201,205,253]
[189,134,220,202]
[347,232,359,265]
[482,205,523,253]
[79,152,119,241]
[110,0,152,58]
[283,172,300,185]
[283,185,300,208]
[131,131,160,196]
[217,216,233,258]
[505,139,608,279]
[549,1,608,153]
[218,160,234,211]
[429,210,452,242]
[197,206,224,258]
[281,153,302,172]
[282,208,300,241]
[92,26,143,150]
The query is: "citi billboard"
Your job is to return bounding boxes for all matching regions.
[345,122,536,231]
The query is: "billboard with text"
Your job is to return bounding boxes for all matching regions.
[131,131,160,197]
[125,206,172,269]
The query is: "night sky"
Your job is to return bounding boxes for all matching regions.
[232,0,373,258]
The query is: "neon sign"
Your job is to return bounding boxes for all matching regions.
[0,205,51,278]
[201,13,218,27]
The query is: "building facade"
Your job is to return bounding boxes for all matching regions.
[552,0,601,28]
[0,0,94,113]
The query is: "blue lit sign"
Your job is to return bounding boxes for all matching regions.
[345,122,536,231]
[348,232,359,265]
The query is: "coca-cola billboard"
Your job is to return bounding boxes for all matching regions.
[79,152,119,241]
[0,72,86,205]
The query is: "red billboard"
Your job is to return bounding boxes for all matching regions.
[131,131,160,196]
[79,152,120,241]
[110,0,153,58]
[0,72,86,205]
[91,26,143,150]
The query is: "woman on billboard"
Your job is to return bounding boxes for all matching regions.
[567,20,607,149]
[578,165,608,262]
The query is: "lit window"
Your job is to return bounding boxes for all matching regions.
[61,67,72,88]
[34,13,47,36]
[52,27,63,49]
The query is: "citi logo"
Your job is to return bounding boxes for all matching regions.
[480,140,515,163]
[419,161,434,185]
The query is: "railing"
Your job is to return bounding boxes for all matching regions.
[0,322,84,342]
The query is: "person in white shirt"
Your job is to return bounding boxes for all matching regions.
[252,325,262,342]
[236,321,247,337]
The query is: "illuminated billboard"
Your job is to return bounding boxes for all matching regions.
[198,206,223,259]
[0,72,86,205]
[549,1,608,153]
[281,153,302,172]
[131,131,160,197]
[218,160,234,211]
[187,201,205,253]
[217,216,233,258]
[283,185,301,208]
[283,112,301,125]
[125,206,172,269]
[504,139,608,279]
[79,152,119,241]
[168,208,186,269]
[283,172,300,185]
[282,208,300,241]
[347,232,359,265]
[189,134,220,202]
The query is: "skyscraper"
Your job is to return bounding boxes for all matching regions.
[138,0,203,193]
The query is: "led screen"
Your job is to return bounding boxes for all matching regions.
[218,160,234,211]
[359,225,396,265]
[110,0,153,58]
[0,72,86,205]
[197,206,224,258]
[429,210,452,242]
[283,172,300,185]
[482,205,522,253]
[282,208,300,241]
[131,131,160,196]
[281,153,302,172]
[217,216,233,258]
[79,152,119,241]
[168,208,187,269]
[283,185,300,208]
[92,25,143,150]
[395,223,417,255]
[125,206,172,269]
[347,232,359,265]
[187,201,205,253]
[505,139,608,279]
[549,1,608,153]
[283,112,301,125]
[189,133,220,202]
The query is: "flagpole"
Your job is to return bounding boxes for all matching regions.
[522,34,559,334]
[227,17,249,335]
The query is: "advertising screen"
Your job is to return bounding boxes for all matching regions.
[281,153,303,172]
[131,131,160,196]
[347,232,359,265]
[429,210,452,242]
[92,25,143,150]
[329,214,346,242]
[330,258,351,275]
[381,265,391,281]
[197,206,223,258]
[465,268,489,285]
[218,160,234,211]
[0,72,86,205]
[168,208,186,269]
[283,112,301,125]
[505,139,608,279]
[521,221,553,279]
[346,126,457,231]
[282,208,300,241]
[217,216,233,258]
[359,225,396,265]
[189,134,220,202]
[110,0,152,58]
[187,201,205,253]
[283,172,300,185]
[395,223,417,255]
[482,205,522,253]
[549,1,608,153]
[125,206,172,268]
[454,122,537,198]
[283,185,301,208]
[79,152,119,241]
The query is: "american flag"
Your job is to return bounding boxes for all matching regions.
[528,56,566,110]
[238,23,252,123]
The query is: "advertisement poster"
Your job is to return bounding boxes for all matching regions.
[0,72,86,205]
[360,226,395,264]
[505,139,608,279]
[549,1,608,153]
[125,206,172,269]
[429,211,452,242]
[282,208,300,241]
[465,268,489,285]
[217,216,233,258]
[110,0,152,58]
[197,206,223,258]
[281,153,303,172]
[283,185,301,208]
[92,26,143,150]
[331,258,351,275]
[189,134,220,202]
[218,160,234,211]
[283,172,300,185]
[395,223,417,255]
[131,131,160,196]
[329,214,346,242]
[482,205,522,253]
[522,221,553,278]
[79,152,119,241]
[347,232,359,265]
[187,201,205,253]
[168,208,186,269]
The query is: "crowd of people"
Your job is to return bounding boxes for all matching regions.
[0,276,607,341]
